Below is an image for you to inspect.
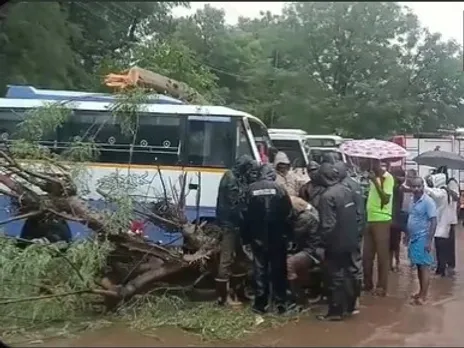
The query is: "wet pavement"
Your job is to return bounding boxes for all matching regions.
[24,228,464,347]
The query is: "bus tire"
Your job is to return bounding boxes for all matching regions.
[19,216,72,245]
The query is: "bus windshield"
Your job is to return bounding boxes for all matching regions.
[310,148,343,164]
[306,138,338,147]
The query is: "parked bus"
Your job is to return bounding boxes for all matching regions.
[391,132,464,214]
[0,86,272,246]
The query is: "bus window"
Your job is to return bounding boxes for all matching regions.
[248,118,272,159]
[185,116,234,168]
[59,111,182,165]
[0,109,26,142]
[59,111,124,163]
[2,108,60,155]
[132,114,181,165]
[236,120,253,159]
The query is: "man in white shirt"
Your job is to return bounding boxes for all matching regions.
[446,177,460,274]
[424,174,452,277]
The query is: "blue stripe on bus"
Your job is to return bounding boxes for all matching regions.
[0,196,216,248]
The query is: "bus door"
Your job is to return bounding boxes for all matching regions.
[182,115,235,209]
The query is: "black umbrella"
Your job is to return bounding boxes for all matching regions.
[413,150,464,169]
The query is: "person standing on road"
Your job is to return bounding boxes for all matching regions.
[316,163,360,321]
[406,177,437,305]
[362,159,394,297]
[389,168,406,272]
[424,174,451,277]
[334,161,365,315]
[446,176,459,275]
[299,161,325,208]
[215,155,257,307]
[242,164,293,314]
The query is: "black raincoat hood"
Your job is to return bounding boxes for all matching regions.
[308,161,321,183]
[308,161,320,172]
[334,162,348,181]
[246,160,262,184]
[259,164,277,181]
[318,162,340,187]
[232,155,256,177]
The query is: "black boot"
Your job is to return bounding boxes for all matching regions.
[289,279,308,312]
[317,293,344,321]
[231,274,252,303]
[317,304,344,321]
[215,279,242,307]
[346,279,361,315]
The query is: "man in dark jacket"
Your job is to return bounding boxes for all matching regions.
[286,196,321,309]
[334,161,364,315]
[242,164,293,314]
[299,161,325,208]
[215,155,257,306]
[316,163,360,321]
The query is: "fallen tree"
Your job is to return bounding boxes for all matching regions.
[0,151,222,306]
[0,77,230,314]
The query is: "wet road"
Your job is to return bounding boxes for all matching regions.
[28,229,464,347]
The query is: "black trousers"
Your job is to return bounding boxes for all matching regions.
[251,239,288,313]
[326,250,356,316]
[435,237,449,276]
[448,225,456,269]
[347,242,362,310]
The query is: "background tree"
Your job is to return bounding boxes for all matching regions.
[1,1,463,137]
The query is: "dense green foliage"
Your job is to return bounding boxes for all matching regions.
[1,1,463,137]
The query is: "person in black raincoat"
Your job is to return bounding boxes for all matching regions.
[316,163,360,321]
[242,164,293,314]
[215,154,257,306]
[334,161,365,315]
[299,161,324,206]
[286,196,322,309]
[299,161,330,300]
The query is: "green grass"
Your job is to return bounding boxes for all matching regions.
[0,236,298,344]
[119,294,294,341]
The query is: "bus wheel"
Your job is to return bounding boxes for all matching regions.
[19,216,72,247]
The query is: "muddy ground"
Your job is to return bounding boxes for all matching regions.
[21,228,464,347]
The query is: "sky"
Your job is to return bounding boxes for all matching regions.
[174,2,464,44]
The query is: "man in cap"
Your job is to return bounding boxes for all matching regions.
[274,151,303,196]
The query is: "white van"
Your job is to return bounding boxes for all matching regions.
[268,129,310,168]
[305,134,345,164]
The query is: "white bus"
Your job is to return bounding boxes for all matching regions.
[0,86,272,246]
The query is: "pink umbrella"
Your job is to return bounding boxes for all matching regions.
[340,139,408,160]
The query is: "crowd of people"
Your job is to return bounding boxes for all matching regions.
[214,150,460,321]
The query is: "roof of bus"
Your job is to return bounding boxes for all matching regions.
[0,97,267,126]
[305,134,343,140]
[269,133,306,141]
[268,128,308,135]
[5,85,184,105]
